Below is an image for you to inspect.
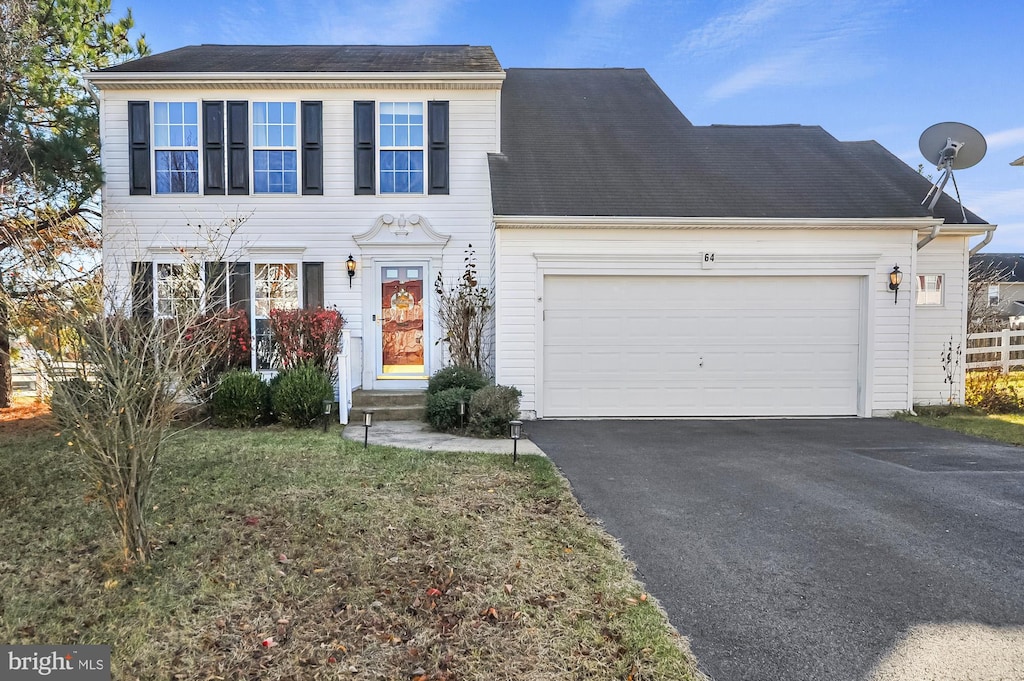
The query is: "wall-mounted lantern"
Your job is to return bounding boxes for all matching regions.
[889,265,903,304]
[346,255,357,288]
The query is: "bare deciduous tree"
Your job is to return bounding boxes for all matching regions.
[433,246,491,372]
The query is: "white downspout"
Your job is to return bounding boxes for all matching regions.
[969,226,996,256]
[917,223,942,250]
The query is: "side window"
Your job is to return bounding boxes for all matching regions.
[379,102,424,194]
[915,274,943,306]
[252,102,298,194]
[153,102,199,194]
[989,284,1000,306]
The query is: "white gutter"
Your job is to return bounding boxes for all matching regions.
[494,215,947,230]
[916,223,942,250]
[969,226,997,255]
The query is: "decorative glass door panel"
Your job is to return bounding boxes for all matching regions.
[380,266,425,376]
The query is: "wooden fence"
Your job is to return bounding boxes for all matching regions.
[966,329,1024,372]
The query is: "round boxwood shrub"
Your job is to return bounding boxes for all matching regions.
[270,364,334,428]
[425,386,475,432]
[468,384,523,437]
[211,370,270,427]
[427,365,488,395]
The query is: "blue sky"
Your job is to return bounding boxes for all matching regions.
[115,0,1024,251]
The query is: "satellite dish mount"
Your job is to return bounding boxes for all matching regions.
[919,122,987,223]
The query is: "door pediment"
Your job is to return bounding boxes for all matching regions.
[354,213,450,247]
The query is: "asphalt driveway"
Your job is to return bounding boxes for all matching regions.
[526,419,1024,681]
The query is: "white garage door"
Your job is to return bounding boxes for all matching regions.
[542,275,862,417]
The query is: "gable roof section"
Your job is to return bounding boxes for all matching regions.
[489,68,985,224]
[94,44,502,74]
[970,254,1024,282]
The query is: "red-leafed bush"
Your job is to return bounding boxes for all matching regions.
[268,308,345,377]
[188,308,252,400]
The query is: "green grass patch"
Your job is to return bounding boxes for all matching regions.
[897,406,1024,446]
[0,415,702,680]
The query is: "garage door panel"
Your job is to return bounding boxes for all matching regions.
[542,275,862,417]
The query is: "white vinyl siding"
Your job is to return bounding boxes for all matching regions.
[98,84,500,384]
[914,237,969,405]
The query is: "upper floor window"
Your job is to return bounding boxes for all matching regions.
[153,102,199,194]
[252,102,298,194]
[916,274,943,306]
[379,102,424,194]
[989,284,1000,306]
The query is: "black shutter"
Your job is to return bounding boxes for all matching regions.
[354,101,375,195]
[227,101,249,195]
[427,101,449,195]
[203,101,225,195]
[301,101,323,195]
[229,261,251,315]
[302,262,324,309]
[131,261,153,320]
[128,101,151,195]
[205,261,227,312]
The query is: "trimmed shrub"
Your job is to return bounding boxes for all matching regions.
[427,365,488,395]
[211,370,270,427]
[468,384,523,437]
[270,364,334,427]
[425,387,475,432]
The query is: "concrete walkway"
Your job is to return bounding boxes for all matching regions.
[341,419,546,456]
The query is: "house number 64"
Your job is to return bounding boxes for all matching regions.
[702,252,716,269]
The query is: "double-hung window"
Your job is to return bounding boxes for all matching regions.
[153,102,199,194]
[252,102,298,194]
[253,263,300,369]
[155,262,202,318]
[379,102,424,194]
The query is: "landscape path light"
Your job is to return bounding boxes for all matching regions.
[362,410,374,448]
[509,420,523,463]
[322,398,333,433]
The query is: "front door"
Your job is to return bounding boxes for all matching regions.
[376,263,428,387]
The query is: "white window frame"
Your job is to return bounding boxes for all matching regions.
[153,260,204,319]
[152,100,202,195]
[915,274,944,306]
[988,284,1001,306]
[378,101,426,195]
[251,101,299,195]
[251,261,302,372]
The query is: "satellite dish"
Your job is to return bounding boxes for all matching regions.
[919,121,987,222]
[919,122,987,170]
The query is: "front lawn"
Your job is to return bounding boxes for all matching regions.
[0,409,702,680]
[897,408,1024,446]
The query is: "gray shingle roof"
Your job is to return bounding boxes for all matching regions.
[95,44,502,74]
[489,68,986,223]
[970,254,1024,282]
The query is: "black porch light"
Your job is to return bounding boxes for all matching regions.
[509,420,523,463]
[362,410,374,448]
[346,255,357,287]
[889,265,903,304]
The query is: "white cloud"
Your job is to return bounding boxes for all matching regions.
[678,0,800,57]
[986,127,1024,151]
[971,187,1024,218]
[544,0,641,66]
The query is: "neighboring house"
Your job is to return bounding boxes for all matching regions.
[969,253,1024,320]
[87,44,993,418]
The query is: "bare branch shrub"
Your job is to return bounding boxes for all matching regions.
[434,246,491,372]
[968,256,1014,333]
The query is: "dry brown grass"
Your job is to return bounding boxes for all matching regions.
[0,423,703,681]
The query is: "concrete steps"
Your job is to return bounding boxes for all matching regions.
[350,389,426,421]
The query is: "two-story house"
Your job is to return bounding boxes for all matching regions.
[87,44,993,418]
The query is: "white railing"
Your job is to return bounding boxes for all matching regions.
[336,329,352,424]
[965,329,1024,372]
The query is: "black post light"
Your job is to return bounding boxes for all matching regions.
[458,400,467,429]
[509,420,523,463]
[346,255,357,288]
[889,265,903,304]
[322,398,333,433]
[362,410,374,448]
